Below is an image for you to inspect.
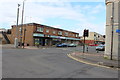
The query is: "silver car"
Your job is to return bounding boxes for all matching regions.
[68,43,77,47]
[96,45,105,51]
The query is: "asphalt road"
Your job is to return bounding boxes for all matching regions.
[2,46,118,78]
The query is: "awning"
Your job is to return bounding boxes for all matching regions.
[33,33,44,37]
[33,33,80,40]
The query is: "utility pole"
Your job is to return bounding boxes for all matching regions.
[23,28,26,49]
[20,0,26,48]
[14,4,20,48]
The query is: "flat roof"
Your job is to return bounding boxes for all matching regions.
[12,23,79,34]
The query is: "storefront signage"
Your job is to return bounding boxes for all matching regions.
[33,33,44,37]
[51,36,80,40]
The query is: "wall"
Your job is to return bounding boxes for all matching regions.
[105,0,120,60]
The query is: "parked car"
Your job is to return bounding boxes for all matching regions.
[56,43,68,47]
[68,43,77,47]
[96,45,105,51]
[89,44,98,46]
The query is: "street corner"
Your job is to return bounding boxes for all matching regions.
[67,53,120,70]
[71,52,104,57]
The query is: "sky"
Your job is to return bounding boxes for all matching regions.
[0,0,106,36]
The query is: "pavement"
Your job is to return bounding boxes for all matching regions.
[68,52,120,70]
[1,44,55,49]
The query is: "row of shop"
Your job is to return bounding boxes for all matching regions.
[33,33,80,46]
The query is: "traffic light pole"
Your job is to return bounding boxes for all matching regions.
[83,29,89,53]
[83,36,85,53]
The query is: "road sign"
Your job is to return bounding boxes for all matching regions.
[116,30,120,33]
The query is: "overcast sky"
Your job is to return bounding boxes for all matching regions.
[0,0,106,36]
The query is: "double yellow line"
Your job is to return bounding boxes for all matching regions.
[67,54,120,70]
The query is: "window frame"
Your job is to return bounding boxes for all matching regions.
[58,31,62,35]
[46,29,49,33]
[37,27,44,32]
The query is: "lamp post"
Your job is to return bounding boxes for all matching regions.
[20,0,26,48]
[14,4,20,48]
[110,2,114,60]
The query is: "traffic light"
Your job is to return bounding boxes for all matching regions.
[83,29,89,37]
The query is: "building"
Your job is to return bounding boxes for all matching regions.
[0,28,6,32]
[81,32,105,45]
[10,23,80,46]
[0,28,11,44]
[105,0,120,60]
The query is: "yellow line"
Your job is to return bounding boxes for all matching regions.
[67,54,120,70]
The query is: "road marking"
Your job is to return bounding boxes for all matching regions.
[67,54,120,70]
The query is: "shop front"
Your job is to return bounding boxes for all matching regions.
[33,33,80,46]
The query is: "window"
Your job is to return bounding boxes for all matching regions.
[37,27,43,32]
[73,34,75,37]
[65,32,68,36]
[46,29,49,33]
[76,34,79,37]
[58,31,62,35]
[53,31,56,34]
[94,34,96,37]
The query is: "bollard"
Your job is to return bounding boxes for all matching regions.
[96,50,99,53]
[86,47,88,52]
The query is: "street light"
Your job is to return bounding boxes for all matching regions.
[110,2,114,60]
[20,0,26,48]
[14,4,20,48]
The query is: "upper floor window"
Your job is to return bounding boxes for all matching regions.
[73,34,75,37]
[53,31,56,34]
[37,27,43,32]
[69,33,72,36]
[58,31,62,35]
[46,29,49,33]
[94,34,96,37]
[65,32,68,36]
[76,34,79,37]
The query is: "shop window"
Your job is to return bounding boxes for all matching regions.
[58,31,62,35]
[37,27,43,32]
[35,38,40,45]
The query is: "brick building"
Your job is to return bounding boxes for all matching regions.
[81,32,105,45]
[10,23,80,46]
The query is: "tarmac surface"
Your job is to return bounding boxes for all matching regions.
[1,44,119,78]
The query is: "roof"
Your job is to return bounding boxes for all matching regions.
[12,23,79,34]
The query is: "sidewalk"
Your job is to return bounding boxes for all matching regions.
[1,44,55,49]
[69,52,119,69]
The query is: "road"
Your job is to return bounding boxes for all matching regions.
[2,46,118,78]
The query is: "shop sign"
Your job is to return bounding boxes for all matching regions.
[33,33,44,37]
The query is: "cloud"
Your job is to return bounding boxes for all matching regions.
[90,4,105,14]
[0,1,105,36]
[1,0,105,3]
